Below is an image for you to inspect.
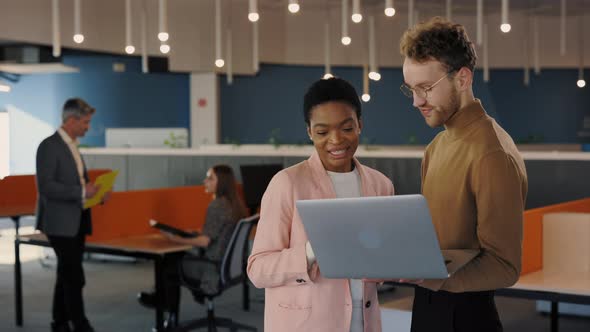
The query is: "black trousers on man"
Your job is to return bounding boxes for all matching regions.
[411,287,503,332]
[47,226,88,328]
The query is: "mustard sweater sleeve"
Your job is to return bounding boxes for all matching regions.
[427,150,525,292]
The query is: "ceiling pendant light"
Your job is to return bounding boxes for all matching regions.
[362,64,370,102]
[73,0,84,43]
[248,0,259,22]
[227,29,233,84]
[125,0,135,54]
[500,0,511,33]
[215,0,224,68]
[140,0,148,73]
[384,0,396,17]
[288,0,300,14]
[352,0,362,23]
[577,16,585,88]
[159,42,170,54]
[323,23,333,79]
[368,16,380,81]
[341,0,351,45]
[158,0,169,42]
[52,0,61,57]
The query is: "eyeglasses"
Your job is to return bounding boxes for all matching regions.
[400,72,452,99]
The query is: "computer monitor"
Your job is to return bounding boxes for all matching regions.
[239,164,283,214]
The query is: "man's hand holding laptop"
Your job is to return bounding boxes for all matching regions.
[362,278,424,285]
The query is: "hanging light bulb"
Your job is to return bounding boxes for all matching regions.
[500,0,511,33]
[368,72,381,81]
[73,0,84,43]
[576,15,585,88]
[362,64,370,102]
[73,34,84,43]
[368,17,381,81]
[288,0,300,14]
[140,0,148,73]
[158,0,169,41]
[384,0,395,17]
[248,0,259,22]
[324,23,332,79]
[341,0,351,45]
[252,19,259,72]
[215,0,224,68]
[227,28,233,84]
[125,0,135,54]
[351,0,362,23]
[52,0,61,57]
[159,43,170,54]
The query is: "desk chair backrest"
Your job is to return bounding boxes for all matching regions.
[220,214,259,287]
[239,164,282,214]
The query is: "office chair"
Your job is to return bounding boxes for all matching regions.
[172,214,259,332]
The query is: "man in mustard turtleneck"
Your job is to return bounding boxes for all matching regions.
[399,17,528,332]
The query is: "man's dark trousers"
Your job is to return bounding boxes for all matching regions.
[47,225,87,327]
[411,287,503,332]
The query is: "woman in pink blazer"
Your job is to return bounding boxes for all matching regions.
[247,78,394,332]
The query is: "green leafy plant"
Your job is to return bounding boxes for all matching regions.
[407,133,418,145]
[268,128,281,149]
[223,137,241,148]
[361,137,379,150]
[163,132,187,148]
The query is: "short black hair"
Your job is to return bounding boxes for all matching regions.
[303,77,362,126]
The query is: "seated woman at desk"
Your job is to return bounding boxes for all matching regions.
[138,164,248,322]
[247,77,395,332]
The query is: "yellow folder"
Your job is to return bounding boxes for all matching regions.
[84,170,119,209]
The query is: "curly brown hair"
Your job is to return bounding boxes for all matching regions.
[400,17,477,73]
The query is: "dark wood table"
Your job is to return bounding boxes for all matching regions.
[15,232,191,332]
[1,204,36,326]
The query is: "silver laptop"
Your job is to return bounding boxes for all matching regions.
[295,194,478,279]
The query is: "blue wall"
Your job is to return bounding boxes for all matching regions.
[220,64,590,145]
[2,58,588,147]
[0,53,189,147]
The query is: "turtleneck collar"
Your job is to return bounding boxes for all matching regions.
[444,98,487,140]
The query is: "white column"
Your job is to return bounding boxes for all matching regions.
[190,73,219,146]
[0,112,8,178]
